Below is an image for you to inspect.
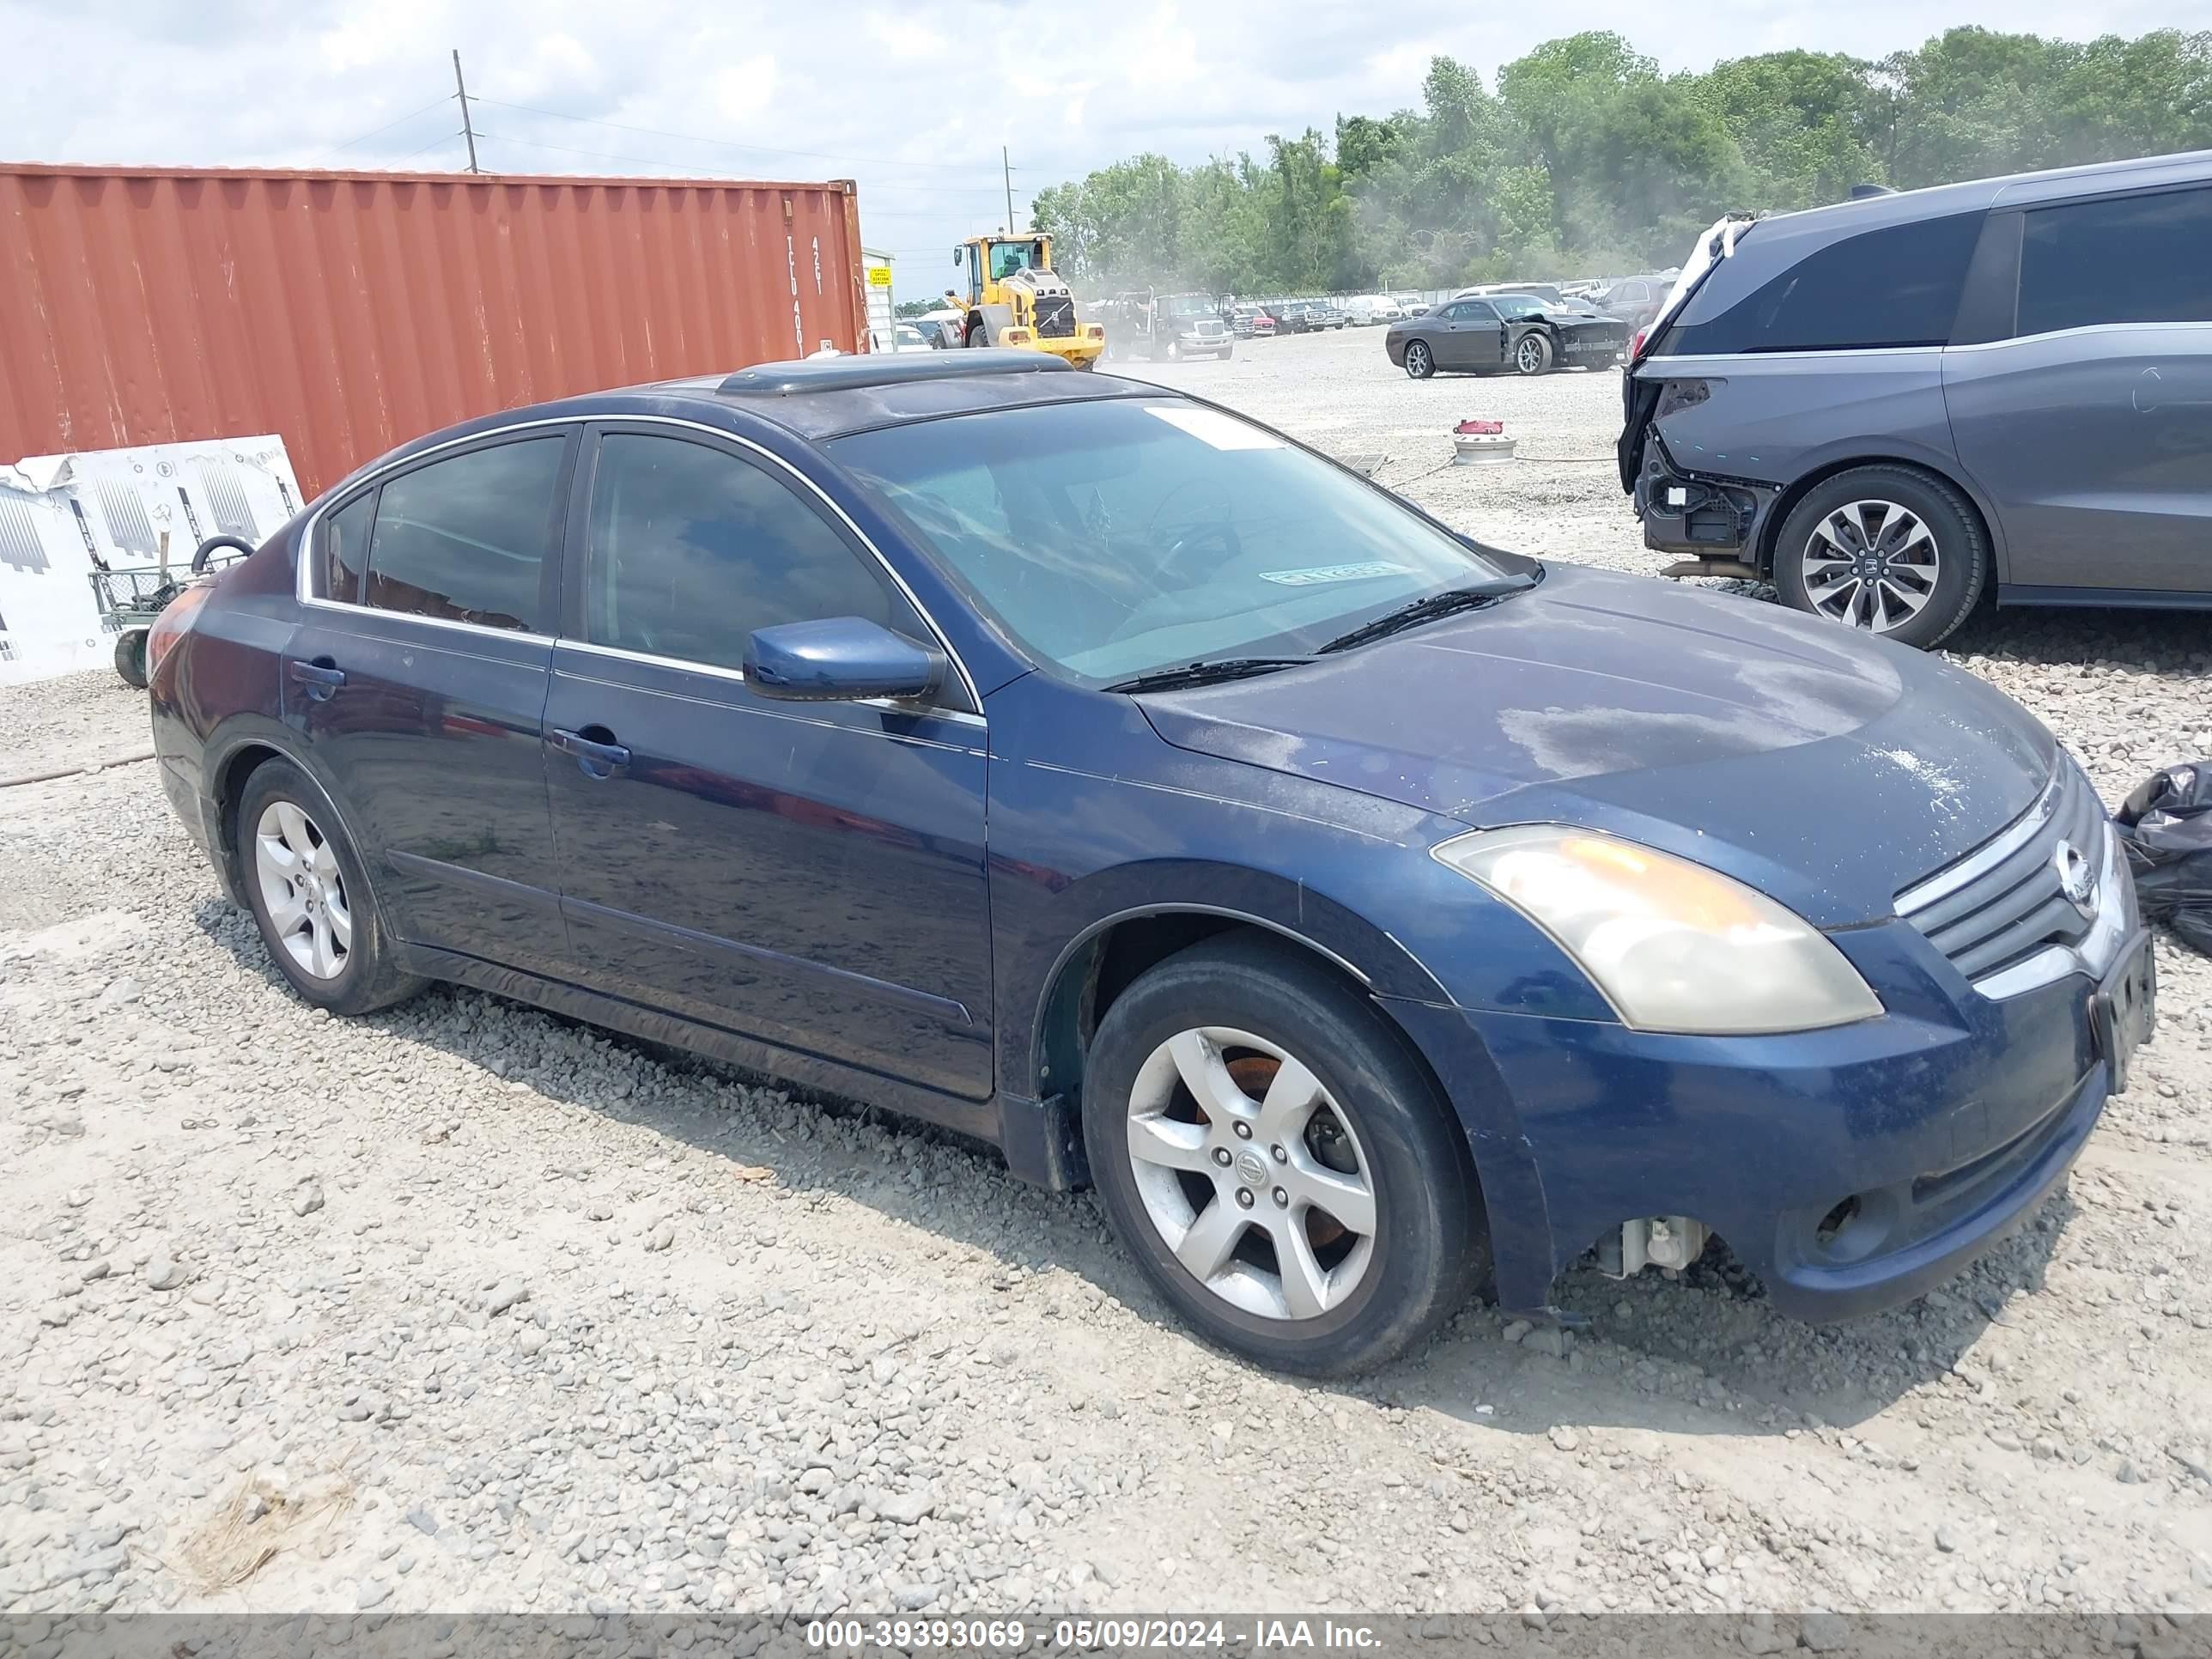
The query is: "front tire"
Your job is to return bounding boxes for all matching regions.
[1771,465,1987,649]
[965,323,989,349]
[238,758,424,1016]
[1403,340,1435,380]
[1083,934,1487,1376]
[1513,331,1554,375]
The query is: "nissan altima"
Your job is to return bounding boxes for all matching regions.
[148,351,2154,1376]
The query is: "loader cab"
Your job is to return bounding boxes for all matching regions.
[957,236,1053,305]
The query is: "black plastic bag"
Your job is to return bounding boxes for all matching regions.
[2117,759,2212,956]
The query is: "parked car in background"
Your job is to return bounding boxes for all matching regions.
[1097,290,1235,362]
[1342,295,1405,325]
[1389,293,1629,378]
[1393,294,1431,317]
[149,349,2154,1377]
[1624,149,2212,649]
[1459,283,1610,319]
[1273,301,1324,334]
[868,323,933,354]
[1247,308,1279,337]
[1312,301,1347,330]
[1596,276,1672,335]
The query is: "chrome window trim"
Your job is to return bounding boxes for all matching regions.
[291,412,984,713]
[1894,768,2063,918]
[555,636,986,730]
[1943,319,2212,353]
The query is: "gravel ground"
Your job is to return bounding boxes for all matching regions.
[3,329,2209,1626]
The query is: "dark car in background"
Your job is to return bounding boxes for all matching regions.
[1272,301,1324,335]
[1389,294,1628,378]
[1624,149,2212,649]
[148,351,2152,1379]
[1596,275,1673,336]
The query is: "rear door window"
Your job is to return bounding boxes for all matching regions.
[1662,211,1984,355]
[2017,186,2212,335]
[363,437,567,631]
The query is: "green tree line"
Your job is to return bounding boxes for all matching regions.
[1029,26,2212,294]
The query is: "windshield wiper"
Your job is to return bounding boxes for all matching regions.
[1316,577,1536,653]
[1102,657,1317,694]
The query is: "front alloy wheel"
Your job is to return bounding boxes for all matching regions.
[1125,1027,1376,1321]
[1082,934,1487,1376]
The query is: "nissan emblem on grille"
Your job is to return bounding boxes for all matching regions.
[2053,838,2098,920]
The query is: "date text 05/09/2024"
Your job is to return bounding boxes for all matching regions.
[805,1619,1386,1651]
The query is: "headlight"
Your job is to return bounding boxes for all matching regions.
[1432,824,1882,1035]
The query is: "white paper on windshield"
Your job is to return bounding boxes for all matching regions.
[1143,404,1285,450]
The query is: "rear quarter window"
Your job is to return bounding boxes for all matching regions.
[1661,210,1984,355]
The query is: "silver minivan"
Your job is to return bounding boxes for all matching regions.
[1622,150,2212,648]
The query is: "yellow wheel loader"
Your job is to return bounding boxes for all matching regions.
[951,234,1105,369]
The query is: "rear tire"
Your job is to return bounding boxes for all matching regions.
[1771,465,1987,650]
[238,758,425,1017]
[113,629,149,690]
[1083,933,1488,1376]
[1403,340,1435,380]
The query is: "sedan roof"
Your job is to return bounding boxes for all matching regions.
[654,352,1159,441]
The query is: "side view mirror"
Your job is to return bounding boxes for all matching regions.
[744,617,941,703]
[951,246,963,267]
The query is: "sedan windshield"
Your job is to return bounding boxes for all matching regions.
[829,398,1506,684]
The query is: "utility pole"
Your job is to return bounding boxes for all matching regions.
[1003,146,1016,234]
[453,49,482,174]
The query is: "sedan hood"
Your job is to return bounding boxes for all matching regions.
[1137,565,2054,924]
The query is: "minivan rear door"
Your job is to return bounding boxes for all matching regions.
[1942,184,2212,596]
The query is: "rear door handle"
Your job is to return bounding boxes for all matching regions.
[287,659,346,701]
[550,726,631,779]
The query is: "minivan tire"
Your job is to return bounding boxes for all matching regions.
[1082,933,1489,1376]
[238,757,425,1017]
[1772,465,1988,651]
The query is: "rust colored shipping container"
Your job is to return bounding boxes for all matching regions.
[0,164,868,499]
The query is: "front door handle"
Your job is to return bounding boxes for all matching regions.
[550,726,631,780]
[287,659,346,702]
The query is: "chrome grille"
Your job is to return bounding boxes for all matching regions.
[1895,761,2107,988]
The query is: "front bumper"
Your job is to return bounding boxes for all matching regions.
[1408,902,2147,1323]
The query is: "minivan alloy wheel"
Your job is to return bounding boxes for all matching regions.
[1123,1025,1377,1321]
[253,799,352,980]
[1801,499,1942,634]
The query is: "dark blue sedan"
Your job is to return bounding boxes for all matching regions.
[147,351,2155,1376]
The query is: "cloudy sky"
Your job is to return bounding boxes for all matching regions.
[4,0,2201,292]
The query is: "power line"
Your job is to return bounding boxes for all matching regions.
[392,131,462,166]
[471,95,997,176]
[313,94,455,161]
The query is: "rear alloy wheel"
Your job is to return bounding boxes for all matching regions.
[1084,934,1487,1376]
[1772,466,1987,649]
[237,758,423,1016]
[1513,332,1554,375]
[1403,340,1435,380]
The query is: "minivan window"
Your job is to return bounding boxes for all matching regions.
[362,438,565,631]
[2017,186,2212,336]
[319,490,374,604]
[1661,211,1984,355]
[584,434,920,674]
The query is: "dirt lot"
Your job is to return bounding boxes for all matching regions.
[3,327,2210,1625]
